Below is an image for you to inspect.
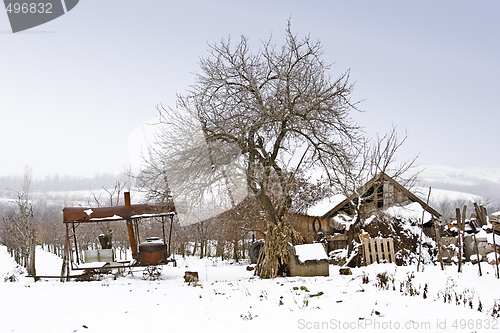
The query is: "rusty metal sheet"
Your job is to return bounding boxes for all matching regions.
[63,203,173,223]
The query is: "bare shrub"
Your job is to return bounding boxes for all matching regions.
[375,271,393,290]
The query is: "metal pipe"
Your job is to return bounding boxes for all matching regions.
[72,223,79,264]
[168,214,174,258]
[162,216,166,247]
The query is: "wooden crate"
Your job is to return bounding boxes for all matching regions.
[362,238,396,265]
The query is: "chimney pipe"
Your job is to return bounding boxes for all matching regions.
[124,192,138,258]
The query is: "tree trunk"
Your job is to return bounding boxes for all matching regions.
[233,239,239,262]
[216,239,225,258]
[199,237,205,259]
[27,232,36,276]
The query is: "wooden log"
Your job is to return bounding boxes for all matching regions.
[28,275,81,280]
[474,203,485,226]
[481,205,488,224]
[184,271,199,283]
[339,267,352,275]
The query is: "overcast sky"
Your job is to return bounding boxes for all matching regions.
[1,0,499,179]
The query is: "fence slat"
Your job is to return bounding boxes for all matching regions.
[363,239,371,265]
[389,239,395,263]
[369,239,377,264]
[376,238,383,263]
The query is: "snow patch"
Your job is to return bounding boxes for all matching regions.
[384,202,432,222]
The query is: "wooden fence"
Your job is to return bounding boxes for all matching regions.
[362,238,396,265]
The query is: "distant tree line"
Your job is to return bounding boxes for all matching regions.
[0,172,125,196]
[0,170,131,273]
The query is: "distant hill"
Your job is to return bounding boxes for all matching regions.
[416,165,500,203]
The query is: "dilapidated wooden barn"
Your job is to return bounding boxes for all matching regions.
[322,172,441,222]
[290,172,442,243]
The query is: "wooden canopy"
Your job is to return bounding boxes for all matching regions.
[63,203,174,223]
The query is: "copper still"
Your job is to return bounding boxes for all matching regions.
[137,237,168,266]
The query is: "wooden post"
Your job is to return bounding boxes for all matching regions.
[473,202,480,224]
[417,187,431,272]
[456,208,463,273]
[472,225,482,276]
[60,222,70,282]
[473,203,488,226]
[481,205,488,224]
[462,206,467,268]
[435,219,445,270]
[72,222,79,264]
[479,206,498,279]
[493,222,500,279]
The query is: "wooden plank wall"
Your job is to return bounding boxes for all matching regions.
[362,238,396,265]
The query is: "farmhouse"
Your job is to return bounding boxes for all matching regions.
[290,172,442,244]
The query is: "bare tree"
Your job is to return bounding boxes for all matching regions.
[2,167,38,276]
[331,126,419,215]
[148,21,363,278]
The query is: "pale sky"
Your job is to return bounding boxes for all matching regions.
[1,0,499,179]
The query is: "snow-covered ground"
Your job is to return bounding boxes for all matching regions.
[1,245,500,333]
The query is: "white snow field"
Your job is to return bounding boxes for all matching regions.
[1,245,499,333]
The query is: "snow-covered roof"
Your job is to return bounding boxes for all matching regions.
[306,194,346,217]
[294,243,328,262]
